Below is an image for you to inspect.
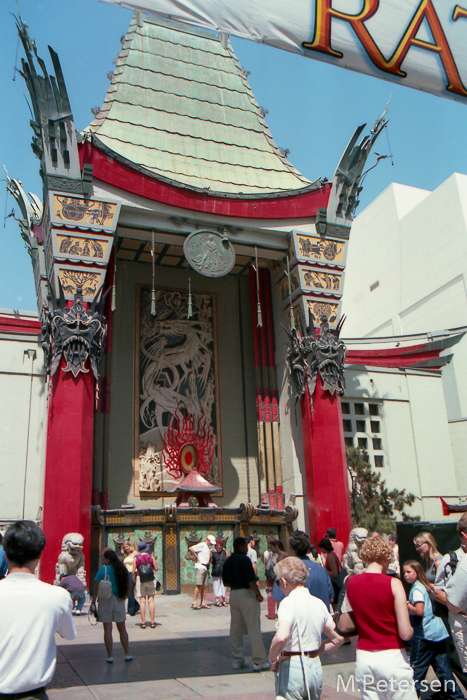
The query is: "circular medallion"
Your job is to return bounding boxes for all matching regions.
[180,444,197,473]
[184,230,235,278]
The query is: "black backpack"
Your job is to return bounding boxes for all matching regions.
[432,551,458,619]
[137,555,155,583]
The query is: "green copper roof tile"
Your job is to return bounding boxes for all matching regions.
[83,15,314,196]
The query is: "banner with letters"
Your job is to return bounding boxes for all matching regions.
[100,0,467,104]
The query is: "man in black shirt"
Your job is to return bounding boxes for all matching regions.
[222,537,269,672]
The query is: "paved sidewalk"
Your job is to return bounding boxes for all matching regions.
[49,593,359,700]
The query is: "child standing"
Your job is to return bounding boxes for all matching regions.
[403,560,464,699]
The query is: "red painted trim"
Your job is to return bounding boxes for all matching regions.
[256,391,264,422]
[346,347,443,368]
[0,316,41,334]
[263,391,271,422]
[80,142,331,219]
[271,391,279,422]
[301,382,352,548]
[440,497,450,516]
[276,485,284,510]
[40,362,95,586]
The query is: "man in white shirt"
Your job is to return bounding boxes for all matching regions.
[435,513,467,672]
[246,535,258,575]
[0,520,76,698]
[189,535,213,609]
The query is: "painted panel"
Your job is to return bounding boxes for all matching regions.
[55,267,105,299]
[105,527,164,584]
[50,194,120,232]
[294,234,345,264]
[179,526,233,586]
[299,268,342,294]
[55,234,110,261]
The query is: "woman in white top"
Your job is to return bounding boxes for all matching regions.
[122,541,139,616]
[269,557,344,700]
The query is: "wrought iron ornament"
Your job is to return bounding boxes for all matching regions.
[41,285,108,380]
[286,314,346,399]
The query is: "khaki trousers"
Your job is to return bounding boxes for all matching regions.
[229,588,266,665]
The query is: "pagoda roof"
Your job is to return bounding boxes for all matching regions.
[82,14,322,200]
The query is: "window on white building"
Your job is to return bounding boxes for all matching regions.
[341,400,386,469]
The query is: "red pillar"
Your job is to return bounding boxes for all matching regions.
[301,381,352,548]
[40,362,95,585]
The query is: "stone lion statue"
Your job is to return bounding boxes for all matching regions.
[343,527,369,576]
[55,533,86,585]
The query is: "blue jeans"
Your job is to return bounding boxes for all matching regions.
[71,589,86,612]
[275,656,322,700]
[410,637,464,699]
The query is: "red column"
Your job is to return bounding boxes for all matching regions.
[40,362,95,585]
[301,381,352,548]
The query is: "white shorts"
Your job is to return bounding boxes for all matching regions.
[98,594,126,623]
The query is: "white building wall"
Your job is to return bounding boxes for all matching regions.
[0,315,46,525]
[342,173,467,499]
[345,365,460,522]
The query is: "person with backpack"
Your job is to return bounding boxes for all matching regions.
[132,541,158,629]
[91,548,132,663]
[435,512,467,672]
[404,560,464,699]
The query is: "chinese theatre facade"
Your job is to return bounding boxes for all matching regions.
[12,12,405,589]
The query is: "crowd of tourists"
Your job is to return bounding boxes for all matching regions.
[2,519,467,699]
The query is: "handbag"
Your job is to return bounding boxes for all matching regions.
[334,610,357,637]
[97,566,113,601]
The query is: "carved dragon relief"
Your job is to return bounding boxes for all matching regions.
[138,289,219,493]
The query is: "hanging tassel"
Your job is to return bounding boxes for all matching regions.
[286,256,295,330]
[188,277,193,319]
[111,257,117,312]
[255,246,262,327]
[150,230,156,316]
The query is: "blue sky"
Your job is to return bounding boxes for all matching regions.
[2,0,467,312]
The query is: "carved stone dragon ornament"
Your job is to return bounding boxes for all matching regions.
[41,284,107,380]
[286,314,346,399]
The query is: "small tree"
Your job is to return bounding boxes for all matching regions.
[347,446,419,533]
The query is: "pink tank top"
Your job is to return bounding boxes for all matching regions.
[346,573,405,651]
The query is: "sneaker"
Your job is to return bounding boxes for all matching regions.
[232,660,246,670]
[106,657,114,664]
[124,655,133,662]
[251,661,270,672]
